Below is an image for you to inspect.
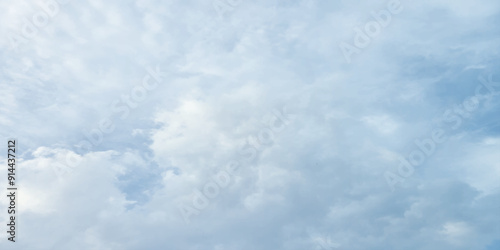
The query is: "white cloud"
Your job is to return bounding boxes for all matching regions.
[0,0,499,249]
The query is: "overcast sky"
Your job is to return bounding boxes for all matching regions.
[1,0,500,249]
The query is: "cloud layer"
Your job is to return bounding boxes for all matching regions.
[0,0,499,249]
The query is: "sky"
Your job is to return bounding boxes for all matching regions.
[0,0,499,249]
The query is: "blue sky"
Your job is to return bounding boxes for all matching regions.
[0,0,499,249]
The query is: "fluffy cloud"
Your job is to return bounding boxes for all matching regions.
[0,0,499,249]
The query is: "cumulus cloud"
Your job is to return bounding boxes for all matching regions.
[0,0,499,249]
